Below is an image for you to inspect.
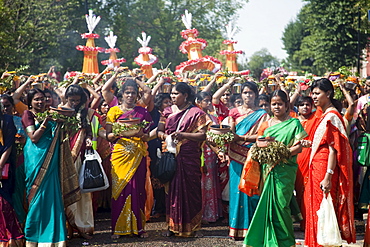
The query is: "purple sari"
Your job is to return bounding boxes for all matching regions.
[162,105,209,236]
[107,106,152,236]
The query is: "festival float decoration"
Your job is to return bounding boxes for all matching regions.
[76,10,105,74]
[134,32,158,78]
[220,23,249,75]
[175,10,222,75]
[101,31,126,69]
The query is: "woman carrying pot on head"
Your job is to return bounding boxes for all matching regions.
[106,79,152,239]
[227,81,269,240]
[63,84,97,240]
[157,82,210,237]
[196,91,222,224]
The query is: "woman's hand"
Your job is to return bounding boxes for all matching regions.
[218,151,229,163]
[320,175,332,193]
[300,139,312,148]
[256,136,275,148]
[86,137,92,149]
[172,132,185,143]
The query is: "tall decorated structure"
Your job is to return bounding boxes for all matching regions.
[175,10,222,75]
[76,10,104,74]
[134,32,158,78]
[101,31,126,68]
[220,22,249,75]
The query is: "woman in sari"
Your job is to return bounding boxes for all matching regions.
[196,91,222,224]
[106,79,152,239]
[304,78,356,246]
[243,90,306,247]
[227,82,269,240]
[1,94,27,225]
[63,85,95,239]
[22,89,66,246]
[295,96,319,230]
[157,82,209,237]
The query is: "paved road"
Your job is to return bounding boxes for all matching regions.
[67,212,365,246]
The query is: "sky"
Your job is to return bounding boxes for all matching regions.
[233,0,305,65]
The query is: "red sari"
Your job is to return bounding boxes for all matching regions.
[295,110,320,229]
[304,109,355,246]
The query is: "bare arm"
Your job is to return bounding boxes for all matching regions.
[212,77,235,105]
[151,76,165,96]
[320,145,337,193]
[290,142,303,156]
[201,75,218,93]
[339,82,355,118]
[86,84,102,110]
[290,83,301,105]
[102,71,119,105]
[174,126,207,142]
[13,76,33,105]
[26,118,51,143]
[135,78,152,106]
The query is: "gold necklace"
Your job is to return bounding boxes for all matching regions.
[120,104,134,112]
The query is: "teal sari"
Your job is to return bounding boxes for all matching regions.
[243,118,306,247]
[228,109,269,238]
[23,115,67,246]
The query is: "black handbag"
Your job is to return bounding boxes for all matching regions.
[155,108,190,184]
[156,152,176,184]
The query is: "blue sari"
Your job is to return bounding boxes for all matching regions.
[22,111,66,246]
[228,109,269,238]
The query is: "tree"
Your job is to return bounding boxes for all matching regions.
[247,48,279,80]
[0,0,87,74]
[282,0,368,75]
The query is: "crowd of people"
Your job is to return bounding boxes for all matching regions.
[0,66,368,247]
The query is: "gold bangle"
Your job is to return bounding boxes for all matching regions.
[40,124,47,130]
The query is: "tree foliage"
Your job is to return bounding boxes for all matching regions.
[282,0,368,75]
[246,48,279,80]
[0,0,88,74]
[0,0,248,74]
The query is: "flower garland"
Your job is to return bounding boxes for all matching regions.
[134,54,158,66]
[179,39,208,54]
[180,28,199,39]
[76,45,105,52]
[138,47,153,55]
[219,50,243,55]
[101,58,127,65]
[105,48,120,53]
[81,33,100,39]
[222,40,238,45]
[174,56,222,75]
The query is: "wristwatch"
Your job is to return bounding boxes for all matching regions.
[326,168,334,175]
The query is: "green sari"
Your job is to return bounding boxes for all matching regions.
[243,118,306,247]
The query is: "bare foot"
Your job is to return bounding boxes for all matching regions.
[140,233,149,238]
[111,234,121,240]
[162,230,173,237]
[194,231,204,238]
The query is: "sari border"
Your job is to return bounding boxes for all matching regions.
[28,124,61,204]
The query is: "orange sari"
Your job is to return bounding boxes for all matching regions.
[295,110,320,229]
[304,109,355,246]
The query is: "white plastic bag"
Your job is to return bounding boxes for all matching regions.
[79,149,109,193]
[316,193,342,246]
